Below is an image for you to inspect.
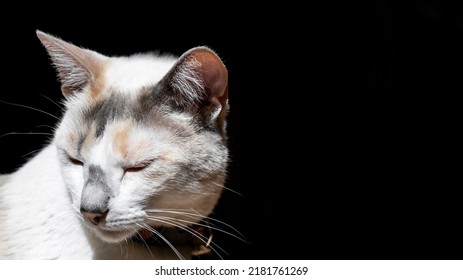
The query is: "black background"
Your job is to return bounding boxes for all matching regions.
[1,1,462,260]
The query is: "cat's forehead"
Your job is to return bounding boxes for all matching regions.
[81,89,187,140]
[73,54,179,137]
[60,98,192,159]
[103,54,176,94]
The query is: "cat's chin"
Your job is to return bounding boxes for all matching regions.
[89,227,138,243]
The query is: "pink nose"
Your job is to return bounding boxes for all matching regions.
[81,211,103,225]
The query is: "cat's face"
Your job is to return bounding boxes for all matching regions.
[38,32,228,243]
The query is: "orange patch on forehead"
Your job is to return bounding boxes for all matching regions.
[112,122,161,162]
[87,60,108,102]
[113,121,131,159]
[81,123,97,153]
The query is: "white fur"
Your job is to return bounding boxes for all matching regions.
[0,146,92,259]
[0,175,9,185]
[104,54,176,94]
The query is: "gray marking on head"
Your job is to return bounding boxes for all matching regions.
[81,165,111,214]
[84,89,159,139]
[81,80,222,145]
[87,94,129,137]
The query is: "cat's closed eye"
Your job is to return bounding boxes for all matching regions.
[123,159,155,173]
[68,156,84,166]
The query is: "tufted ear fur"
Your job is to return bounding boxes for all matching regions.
[160,47,228,132]
[36,30,106,97]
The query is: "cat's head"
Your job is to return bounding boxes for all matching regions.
[37,31,229,243]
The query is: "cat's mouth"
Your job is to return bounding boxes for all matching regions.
[80,211,206,245]
[80,210,149,242]
[84,218,165,243]
[93,224,177,244]
[80,216,142,243]
[93,226,139,243]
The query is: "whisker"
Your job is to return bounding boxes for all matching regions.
[190,208,247,239]
[161,218,226,258]
[22,148,44,158]
[119,239,126,259]
[36,124,56,130]
[134,224,154,259]
[145,209,221,230]
[146,208,246,240]
[0,132,54,138]
[146,216,225,259]
[151,214,247,244]
[124,234,136,260]
[136,222,185,260]
[211,181,243,197]
[39,93,64,110]
[0,99,59,120]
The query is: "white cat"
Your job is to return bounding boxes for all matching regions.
[0,31,229,259]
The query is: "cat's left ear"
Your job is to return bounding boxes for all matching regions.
[161,47,228,131]
[36,30,105,98]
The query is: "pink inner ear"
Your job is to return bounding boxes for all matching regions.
[188,49,228,109]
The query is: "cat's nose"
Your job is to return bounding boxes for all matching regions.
[81,211,103,225]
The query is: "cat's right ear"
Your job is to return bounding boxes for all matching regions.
[36,30,105,97]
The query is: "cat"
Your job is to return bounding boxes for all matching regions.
[0,30,230,259]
